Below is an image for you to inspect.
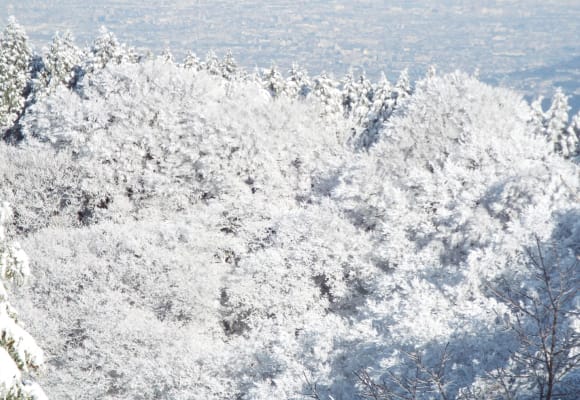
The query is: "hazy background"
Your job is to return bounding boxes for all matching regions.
[2,0,579,111]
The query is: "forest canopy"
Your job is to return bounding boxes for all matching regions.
[0,17,579,400]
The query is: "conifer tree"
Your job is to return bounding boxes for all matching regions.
[566,112,580,158]
[220,50,238,80]
[312,72,342,115]
[0,17,31,130]
[182,51,201,71]
[536,89,580,158]
[286,63,311,98]
[394,68,411,100]
[0,202,46,400]
[86,26,135,72]
[40,31,82,92]
[545,89,571,156]
[159,48,174,64]
[261,65,286,98]
[530,95,546,136]
[203,50,221,76]
[354,72,395,149]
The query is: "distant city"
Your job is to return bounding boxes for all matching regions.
[2,0,579,112]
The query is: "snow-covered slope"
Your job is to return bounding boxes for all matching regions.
[1,22,579,400]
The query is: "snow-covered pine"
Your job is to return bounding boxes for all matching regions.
[567,111,580,158]
[545,88,573,157]
[181,50,201,72]
[0,202,46,400]
[36,31,82,94]
[286,63,311,99]
[394,67,411,100]
[352,72,395,149]
[81,26,137,79]
[0,17,31,130]
[261,64,286,98]
[311,72,343,116]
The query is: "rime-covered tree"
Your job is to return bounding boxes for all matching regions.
[483,238,580,400]
[85,26,136,73]
[341,73,373,121]
[354,72,395,149]
[158,48,174,64]
[220,50,239,80]
[286,63,311,98]
[544,89,573,157]
[261,65,286,98]
[394,68,411,100]
[312,72,342,116]
[566,111,580,158]
[0,17,31,130]
[37,31,82,93]
[0,202,46,400]
[182,51,201,71]
[530,95,546,136]
[203,50,221,76]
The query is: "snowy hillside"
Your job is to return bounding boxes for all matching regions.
[1,18,579,400]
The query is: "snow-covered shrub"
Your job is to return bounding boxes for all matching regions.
[0,202,46,400]
[0,142,119,235]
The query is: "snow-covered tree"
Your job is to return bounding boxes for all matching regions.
[182,50,201,71]
[158,48,174,64]
[394,68,411,100]
[312,72,342,116]
[341,73,373,121]
[286,63,311,98]
[530,95,546,135]
[0,17,31,130]
[544,88,573,157]
[352,72,395,149]
[34,31,82,94]
[261,65,286,98]
[202,50,221,76]
[220,50,239,80]
[83,26,136,75]
[0,202,46,400]
[483,237,580,399]
[566,111,580,158]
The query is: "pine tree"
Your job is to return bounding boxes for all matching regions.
[566,112,580,158]
[86,26,135,72]
[159,48,174,64]
[261,65,286,98]
[0,17,31,130]
[312,72,342,115]
[394,68,411,100]
[203,50,221,76]
[220,50,238,80]
[286,63,311,99]
[426,64,437,80]
[354,72,395,149]
[182,51,201,71]
[530,95,546,136]
[0,202,46,400]
[40,31,82,92]
[545,89,574,157]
